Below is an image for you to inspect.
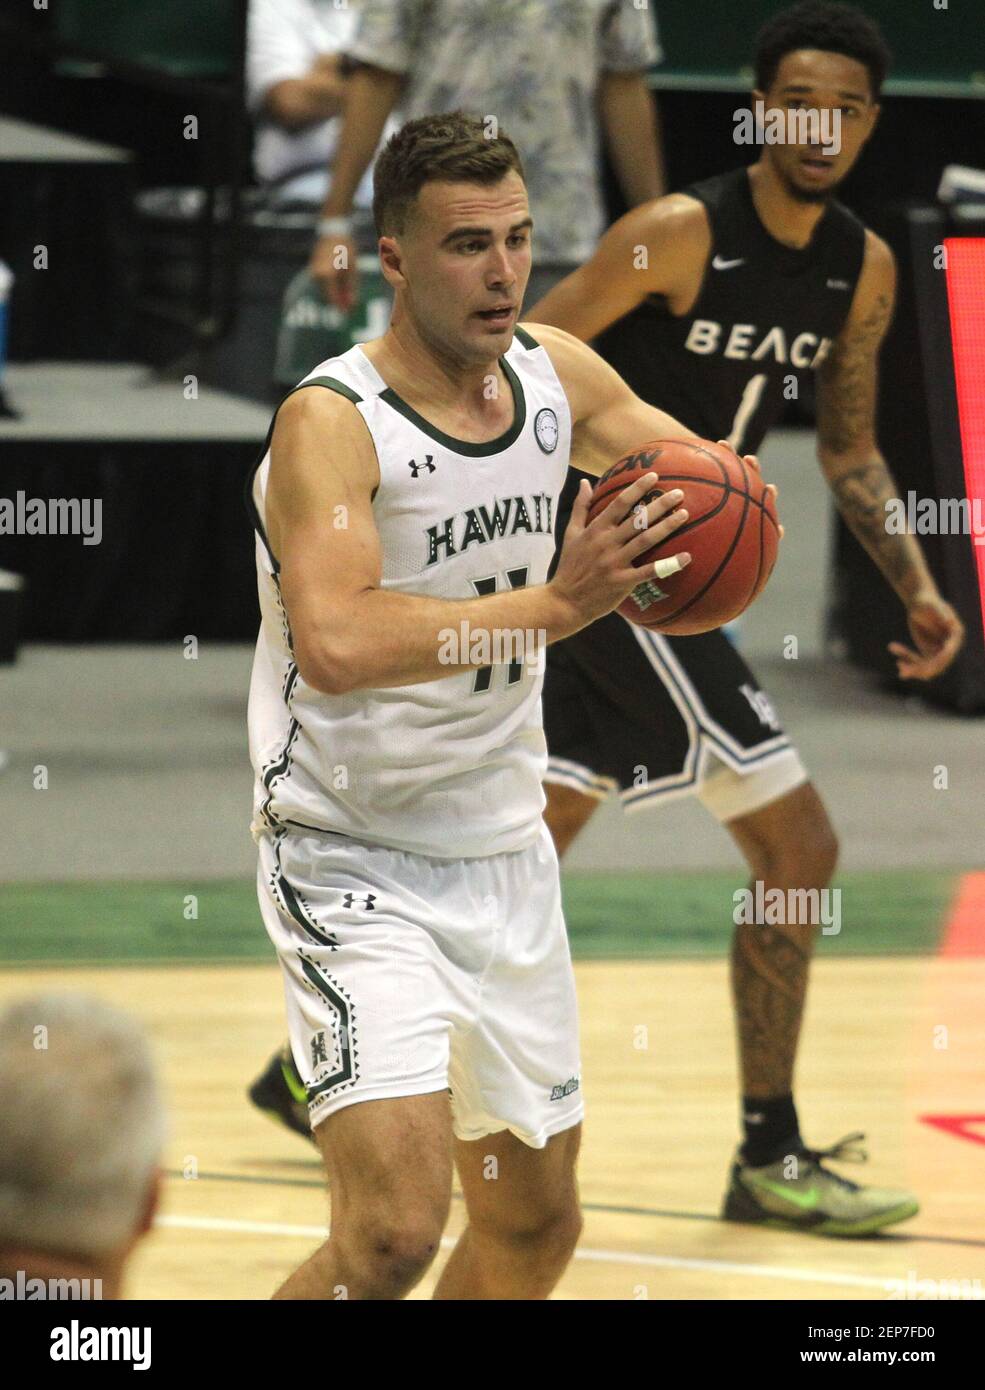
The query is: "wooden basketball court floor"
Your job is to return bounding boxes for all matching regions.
[3,953,981,1300]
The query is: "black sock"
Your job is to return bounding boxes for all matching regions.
[741,1093,802,1167]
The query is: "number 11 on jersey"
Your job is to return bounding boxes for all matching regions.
[469,568,530,693]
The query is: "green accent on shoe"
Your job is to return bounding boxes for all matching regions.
[280,1057,308,1104]
[751,1178,821,1211]
[248,1049,314,1142]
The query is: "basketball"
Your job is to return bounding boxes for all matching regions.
[587,438,780,635]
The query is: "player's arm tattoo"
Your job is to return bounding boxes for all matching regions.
[816,291,929,601]
[730,923,811,1096]
[815,287,890,457]
[826,457,917,593]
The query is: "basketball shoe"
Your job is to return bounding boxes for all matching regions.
[722,1132,919,1236]
[248,1044,313,1142]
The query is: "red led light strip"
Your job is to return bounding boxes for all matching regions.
[944,238,985,642]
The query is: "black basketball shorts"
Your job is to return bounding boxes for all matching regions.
[543,613,808,823]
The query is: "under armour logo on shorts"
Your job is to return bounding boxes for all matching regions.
[342,892,377,910]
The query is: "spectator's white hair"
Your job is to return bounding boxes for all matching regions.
[0,993,167,1259]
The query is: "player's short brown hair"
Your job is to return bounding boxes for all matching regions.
[372,111,526,238]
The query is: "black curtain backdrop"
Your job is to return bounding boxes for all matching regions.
[0,443,261,642]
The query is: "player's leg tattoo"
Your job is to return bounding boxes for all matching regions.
[726,782,838,1098]
[729,918,813,1097]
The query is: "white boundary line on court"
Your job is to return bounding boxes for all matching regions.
[155,1214,911,1294]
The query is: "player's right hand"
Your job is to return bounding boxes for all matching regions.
[890,590,964,680]
[309,233,358,312]
[550,473,691,626]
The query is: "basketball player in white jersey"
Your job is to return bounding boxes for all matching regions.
[247,111,764,1300]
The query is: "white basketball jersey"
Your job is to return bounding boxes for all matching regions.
[247,330,571,858]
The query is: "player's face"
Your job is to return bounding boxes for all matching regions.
[755,49,880,203]
[390,173,532,365]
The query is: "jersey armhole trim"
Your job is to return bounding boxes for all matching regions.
[300,375,364,405]
[513,325,540,350]
[245,376,366,572]
[671,198,715,322]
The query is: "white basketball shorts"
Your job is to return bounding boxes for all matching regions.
[255,821,583,1148]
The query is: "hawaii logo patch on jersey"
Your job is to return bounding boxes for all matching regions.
[534,407,559,453]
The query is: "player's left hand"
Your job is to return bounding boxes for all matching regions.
[889,590,965,681]
[716,441,784,540]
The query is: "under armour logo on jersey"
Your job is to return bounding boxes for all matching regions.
[712,255,745,270]
[342,892,376,910]
[408,456,436,477]
[739,683,782,732]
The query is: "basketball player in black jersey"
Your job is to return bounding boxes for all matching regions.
[524,1,963,1235]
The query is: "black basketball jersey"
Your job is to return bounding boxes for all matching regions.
[554,167,867,550]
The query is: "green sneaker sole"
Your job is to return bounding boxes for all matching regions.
[723,1194,919,1237]
[811,1199,920,1237]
